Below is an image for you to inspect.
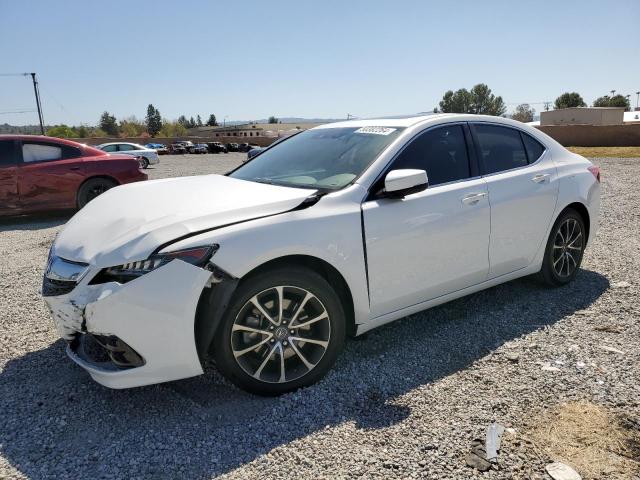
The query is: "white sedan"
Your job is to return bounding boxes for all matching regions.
[43,114,600,395]
[96,142,159,169]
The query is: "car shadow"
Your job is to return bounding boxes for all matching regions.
[0,269,609,478]
[0,212,71,232]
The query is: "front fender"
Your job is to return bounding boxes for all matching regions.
[164,191,371,328]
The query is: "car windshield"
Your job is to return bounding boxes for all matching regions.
[230,126,404,190]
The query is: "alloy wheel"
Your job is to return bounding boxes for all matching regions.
[231,286,331,384]
[552,218,583,278]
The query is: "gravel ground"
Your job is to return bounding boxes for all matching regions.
[0,155,638,479]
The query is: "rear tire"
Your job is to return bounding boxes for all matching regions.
[539,208,586,286]
[77,178,117,209]
[213,267,346,396]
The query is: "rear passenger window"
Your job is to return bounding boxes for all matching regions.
[521,133,545,163]
[473,124,527,174]
[22,143,62,163]
[392,125,470,186]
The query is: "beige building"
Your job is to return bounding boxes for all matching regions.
[188,122,325,139]
[541,107,624,126]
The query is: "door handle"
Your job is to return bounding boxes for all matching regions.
[461,192,487,205]
[532,173,550,183]
[69,166,81,171]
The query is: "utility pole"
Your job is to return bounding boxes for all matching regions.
[544,101,551,111]
[636,91,640,110]
[30,73,45,134]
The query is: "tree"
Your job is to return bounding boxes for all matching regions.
[268,116,279,124]
[206,114,217,126]
[47,124,77,138]
[99,111,119,136]
[593,94,631,110]
[120,116,146,137]
[159,119,187,137]
[196,115,203,127]
[145,104,162,137]
[178,115,189,128]
[188,116,195,128]
[511,103,535,123]
[554,92,586,109]
[76,125,89,138]
[438,84,506,116]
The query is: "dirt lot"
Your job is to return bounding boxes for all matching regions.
[0,154,638,479]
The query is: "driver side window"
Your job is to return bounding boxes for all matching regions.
[392,125,471,186]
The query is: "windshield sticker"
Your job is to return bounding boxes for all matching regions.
[354,126,397,136]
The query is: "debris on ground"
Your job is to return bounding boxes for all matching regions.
[546,462,582,480]
[599,345,625,354]
[485,423,505,463]
[465,439,492,472]
[593,324,623,333]
[526,401,640,479]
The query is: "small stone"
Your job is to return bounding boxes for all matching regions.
[466,451,491,472]
[612,281,631,289]
[542,365,561,372]
[505,352,520,363]
[545,462,582,480]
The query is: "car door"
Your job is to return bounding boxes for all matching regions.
[18,140,87,211]
[101,144,118,153]
[362,124,490,318]
[470,123,558,278]
[117,143,137,155]
[0,139,19,214]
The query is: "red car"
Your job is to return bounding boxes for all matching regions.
[0,135,147,216]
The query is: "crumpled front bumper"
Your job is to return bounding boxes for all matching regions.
[43,259,212,389]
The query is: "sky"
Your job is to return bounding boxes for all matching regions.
[1,0,639,126]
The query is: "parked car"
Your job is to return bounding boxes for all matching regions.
[193,143,209,154]
[238,143,259,153]
[207,142,228,153]
[0,135,146,216]
[145,143,169,155]
[245,135,292,162]
[170,142,187,154]
[225,142,239,152]
[245,147,263,162]
[179,141,196,153]
[42,114,600,395]
[96,142,159,169]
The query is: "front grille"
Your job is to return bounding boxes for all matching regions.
[42,276,76,297]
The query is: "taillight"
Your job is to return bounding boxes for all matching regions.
[588,166,600,183]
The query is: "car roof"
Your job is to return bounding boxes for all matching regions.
[97,142,144,147]
[311,113,536,130]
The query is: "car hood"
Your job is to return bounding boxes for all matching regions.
[54,175,316,267]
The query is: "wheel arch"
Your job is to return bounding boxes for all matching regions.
[557,201,590,244]
[195,254,357,359]
[238,255,356,336]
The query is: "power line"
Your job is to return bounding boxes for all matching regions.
[0,109,37,115]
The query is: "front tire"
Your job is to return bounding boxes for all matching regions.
[77,178,117,209]
[140,157,150,169]
[213,267,346,395]
[539,209,586,286]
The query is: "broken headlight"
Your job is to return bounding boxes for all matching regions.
[92,245,218,284]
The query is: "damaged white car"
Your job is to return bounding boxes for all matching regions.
[43,114,600,395]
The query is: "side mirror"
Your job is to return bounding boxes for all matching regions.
[381,169,428,198]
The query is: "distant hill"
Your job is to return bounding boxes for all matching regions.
[0,123,44,134]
